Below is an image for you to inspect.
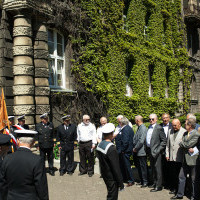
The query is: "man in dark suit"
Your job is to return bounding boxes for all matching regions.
[35,113,55,176]
[97,123,124,200]
[17,115,29,130]
[0,134,11,200]
[57,115,77,176]
[146,113,167,192]
[171,118,200,200]
[160,113,172,189]
[0,129,49,200]
[133,115,148,187]
[115,117,134,186]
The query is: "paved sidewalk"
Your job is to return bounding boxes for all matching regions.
[47,171,188,200]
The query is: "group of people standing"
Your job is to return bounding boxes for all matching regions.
[0,112,200,200]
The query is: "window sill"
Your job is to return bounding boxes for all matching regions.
[50,88,77,93]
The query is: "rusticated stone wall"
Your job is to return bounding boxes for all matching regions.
[0,10,14,115]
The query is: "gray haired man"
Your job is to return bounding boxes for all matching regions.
[171,118,200,200]
[146,113,166,192]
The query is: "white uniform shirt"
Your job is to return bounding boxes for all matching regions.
[77,122,97,144]
[146,123,156,147]
[97,125,104,141]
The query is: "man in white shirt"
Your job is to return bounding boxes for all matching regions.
[77,115,97,177]
[97,117,107,143]
[146,113,166,192]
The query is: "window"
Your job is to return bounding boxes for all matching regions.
[48,30,65,88]
[187,26,199,56]
[148,65,153,97]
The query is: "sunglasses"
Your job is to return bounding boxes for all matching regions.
[149,118,154,121]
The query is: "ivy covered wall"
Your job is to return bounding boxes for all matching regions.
[71,0,191,122]
[51,0,191,123]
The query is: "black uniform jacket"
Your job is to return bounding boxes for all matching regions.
[36,122,54,149]
[97,140,124,188]
[0,147,49,200]
[57,123,77,151]
[17,123,29,130]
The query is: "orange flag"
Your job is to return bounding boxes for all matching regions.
[0,88,10,133]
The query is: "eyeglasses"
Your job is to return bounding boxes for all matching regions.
[85,119,90,121]
[149,118,154,121]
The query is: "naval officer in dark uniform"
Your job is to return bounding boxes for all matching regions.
[8,116,18,152]
[57,115,77,176]
[0,134,11,200]
[35,113,55,176]
[97,123,124,200]
[17,115,29,130]
[0,130,49,200]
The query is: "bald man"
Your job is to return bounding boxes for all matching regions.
[77,115,97,177]
[97,117,107,143]
[166,119,186,195]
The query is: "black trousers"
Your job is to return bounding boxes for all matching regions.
[79,141,94,174]
[60,149,74,173]
[40,147,54,170]
[134,155,148,185]
[119,153,134,183]
[168,161,182,192]
[147,148,162,188]
[177,164,200,199]
[162,154,170,188]
[104,180,118,200]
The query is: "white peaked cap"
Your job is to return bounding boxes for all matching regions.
[101,123,115,134]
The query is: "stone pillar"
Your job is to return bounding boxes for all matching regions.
[13,15,35,127]
[33,23,50,123]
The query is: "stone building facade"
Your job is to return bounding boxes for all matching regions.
[183,0,200,113]
[0,0,200,128]
[0,0,75,128]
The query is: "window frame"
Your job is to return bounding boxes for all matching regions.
[48,29,65,89]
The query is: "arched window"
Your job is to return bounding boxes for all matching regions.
[191,74,197,100]
[48,29,65,88]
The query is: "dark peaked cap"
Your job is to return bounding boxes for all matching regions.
[17,115,25,120]
[0,134,11,145]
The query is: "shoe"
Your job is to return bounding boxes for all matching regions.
[78,172,86,176]
[169,190,176,194]
[141,183,148,188]
[67,172,73,176]
[126,182,134,187]
[170,195,183,199]
[150,187,162,192]
[60,172,65,176]
[136,182,142,186]
[88,173,93,177]
[49,170,55,176]
[148,184,156,188]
